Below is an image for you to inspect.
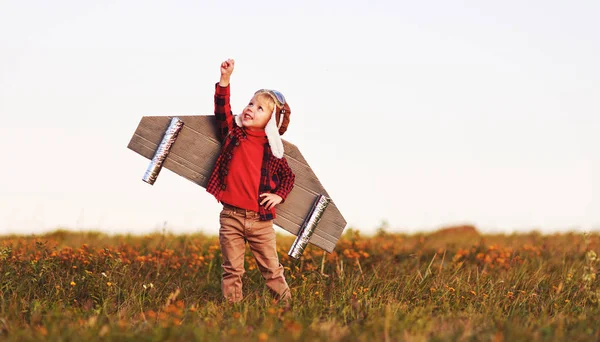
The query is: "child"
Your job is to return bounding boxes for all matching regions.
[206,59,295,304]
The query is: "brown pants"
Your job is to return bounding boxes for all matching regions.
[218,203,290,303]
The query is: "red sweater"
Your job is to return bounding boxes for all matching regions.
[219,128,267,212]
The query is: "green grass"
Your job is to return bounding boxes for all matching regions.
[0,227,599,341]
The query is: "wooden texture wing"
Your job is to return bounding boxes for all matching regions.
[127,115,347,253]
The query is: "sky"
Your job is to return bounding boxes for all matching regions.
[0,0,599,236]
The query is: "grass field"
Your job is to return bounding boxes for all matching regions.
[0,226,599,341]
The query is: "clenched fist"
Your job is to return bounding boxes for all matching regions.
[219,59,235,87]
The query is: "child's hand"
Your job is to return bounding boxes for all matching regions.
[219,59,234,87]
[259,193,283,210]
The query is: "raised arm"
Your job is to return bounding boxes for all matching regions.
[214,59,235,142]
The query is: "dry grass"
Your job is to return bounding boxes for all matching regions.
[0,226,599,341]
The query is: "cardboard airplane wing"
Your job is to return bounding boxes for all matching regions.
[127,115,347,255]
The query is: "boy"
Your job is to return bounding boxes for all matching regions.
[206,59,295,304]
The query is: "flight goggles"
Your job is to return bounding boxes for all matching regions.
[254,89,286,108]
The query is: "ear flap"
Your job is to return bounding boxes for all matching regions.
[265,107,284,158]
[234,114,242,127]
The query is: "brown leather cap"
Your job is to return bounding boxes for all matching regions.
[276,102,291,135]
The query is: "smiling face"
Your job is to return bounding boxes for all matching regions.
[240,93,275,131]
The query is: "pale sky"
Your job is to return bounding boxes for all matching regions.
[1,0,599,236]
